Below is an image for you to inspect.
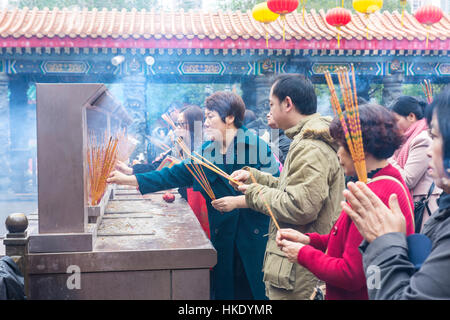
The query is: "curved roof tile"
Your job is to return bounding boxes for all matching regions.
[0,8,447,50]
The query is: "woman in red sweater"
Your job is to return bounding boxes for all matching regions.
[276,104,415,300]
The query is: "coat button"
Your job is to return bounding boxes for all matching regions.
[215,229,219,235]
[254,228,259,235]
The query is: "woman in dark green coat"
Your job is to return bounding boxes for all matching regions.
[108,91,279,300]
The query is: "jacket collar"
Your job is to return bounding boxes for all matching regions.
[284,113,321,140]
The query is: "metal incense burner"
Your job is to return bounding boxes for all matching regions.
[2,84,216,299]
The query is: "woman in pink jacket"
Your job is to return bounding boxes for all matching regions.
[389,96,442,232]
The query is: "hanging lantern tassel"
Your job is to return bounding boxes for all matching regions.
[366,14,369,40]
[281,15,286,42]
[302,0,307,25]
[401,0,406,27]
[337,26,341,48]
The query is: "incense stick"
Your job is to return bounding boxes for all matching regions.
[249,171,280,231]
[422,79,433,104]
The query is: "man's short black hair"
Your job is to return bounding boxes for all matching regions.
[271,74,317,115]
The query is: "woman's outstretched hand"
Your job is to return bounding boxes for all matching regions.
[212,196,241,213]
[341,181,406,243]
[115,161,133,175]
[107,170,139,187]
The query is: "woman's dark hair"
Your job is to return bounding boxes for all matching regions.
[271,74,317,115]
[390,96,427,120]
[330,104,403,160]
[181,105,203,133]
[205,91,245,128]
[180,105,203,152]
[428,87,450,174]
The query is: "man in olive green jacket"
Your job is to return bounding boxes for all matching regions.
[231,74,345,299]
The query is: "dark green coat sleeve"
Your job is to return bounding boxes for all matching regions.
[135,160,193,195]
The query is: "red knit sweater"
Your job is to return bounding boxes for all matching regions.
[297,164,415,300]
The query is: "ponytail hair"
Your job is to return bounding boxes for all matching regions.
[390,96,427,120]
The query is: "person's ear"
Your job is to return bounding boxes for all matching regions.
[407,112,416,122]
[284,96,295,113]
[225,115,235,126]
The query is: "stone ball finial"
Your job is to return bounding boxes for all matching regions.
[5,213,28,234]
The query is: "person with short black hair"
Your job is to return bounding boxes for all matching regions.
[389,96,441,232]
[341,87,450,300]
[276,104,415,300]
[204,91,245,129]
[230,74,345,300]
[270,74,317,116]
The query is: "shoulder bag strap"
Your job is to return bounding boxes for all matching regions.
[367,175,415,230]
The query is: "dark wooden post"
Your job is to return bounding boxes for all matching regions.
[3,213,29,295]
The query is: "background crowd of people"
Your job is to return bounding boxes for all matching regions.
[107,74,450,300]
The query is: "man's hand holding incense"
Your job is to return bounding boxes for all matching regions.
[276,229,310,247]
[230,170,250,187]
[341,181,406,243]
[107,170,139,187]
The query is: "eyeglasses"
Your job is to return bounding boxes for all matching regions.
[176,121,188,127]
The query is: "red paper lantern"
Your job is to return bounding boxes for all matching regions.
[326,7,352,49]
[326,7,351,27]
[414,4,443,48]
[267,0,299,41]
[414,4,443,25]
[267,0,299,15]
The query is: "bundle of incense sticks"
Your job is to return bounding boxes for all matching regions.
[184,163,216,200]
[176,137,242,187]
[175,137,215,199]
[421,80,433,104]
[325,65,367,183]
[87,133,119,206]
[249,171,280,231]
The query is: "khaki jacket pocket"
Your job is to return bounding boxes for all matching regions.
[262,241,295,290]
